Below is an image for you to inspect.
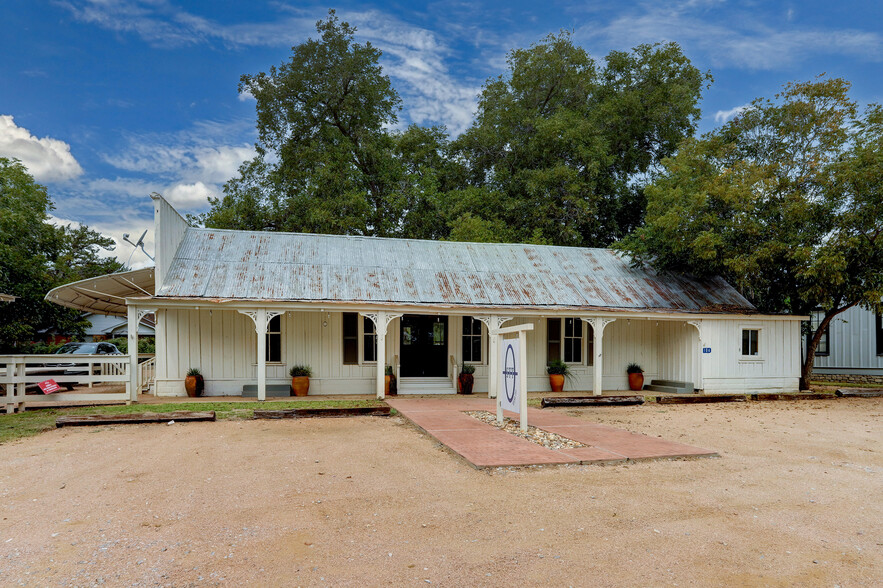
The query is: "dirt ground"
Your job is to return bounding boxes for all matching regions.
[0,398,880,587]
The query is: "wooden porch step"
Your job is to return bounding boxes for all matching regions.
[56,411,216,427]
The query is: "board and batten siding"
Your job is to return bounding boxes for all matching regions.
[809,305,883,374]
[153,309,800,396]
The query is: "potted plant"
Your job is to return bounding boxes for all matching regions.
[458,363,475,395]
[546,359,570,392]
[289,365,312,396]
[626,363,644,391]
[184,367,204,397]
[385,365,397,396]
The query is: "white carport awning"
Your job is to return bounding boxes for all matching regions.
[45,267,155,317]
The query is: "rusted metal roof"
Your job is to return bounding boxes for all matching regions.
[156,229,755,313]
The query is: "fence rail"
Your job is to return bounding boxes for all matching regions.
[139,356,156,393]
[2,354,131,412]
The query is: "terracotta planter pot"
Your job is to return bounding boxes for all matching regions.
[291,376,310,397]
[549,373,565,392]
[184,375,204,397]
[628,372,644,391]
[458,373,474,395]
[385,375,397,396]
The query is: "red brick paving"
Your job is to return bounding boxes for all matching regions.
[386,397,717,468]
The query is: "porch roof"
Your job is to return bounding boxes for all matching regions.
[45,267,155,317]
[155,228,755,314]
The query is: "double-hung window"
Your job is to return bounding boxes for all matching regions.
[547,318,592,365]
[363,317,377,362]
[462,317,482,362]
[741,328,760,357]
[807,311,830,356]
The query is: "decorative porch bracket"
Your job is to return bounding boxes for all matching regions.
[360,311,402,399]
[582,317,616,396]
[127,305,157,402]
[474,316,513,399]
[239,309,285,401]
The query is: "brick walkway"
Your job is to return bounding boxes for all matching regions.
[385,397,717,468]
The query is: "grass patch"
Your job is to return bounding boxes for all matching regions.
[0,399,385,445]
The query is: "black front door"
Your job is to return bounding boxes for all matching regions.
[400,315,448,377]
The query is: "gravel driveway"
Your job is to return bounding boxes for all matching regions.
[1,398,880,586]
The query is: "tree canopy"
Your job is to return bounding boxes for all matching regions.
[0,157,122,351]
[199,15,708,248]
[618,77,883,388]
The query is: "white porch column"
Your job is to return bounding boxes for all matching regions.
[584,317,616,396]
[239,309,284,401]
[127,306,157,402]
[127,304,139,403]
[475,316,512,398]
[361,311,402,399]
[688,320,704,393]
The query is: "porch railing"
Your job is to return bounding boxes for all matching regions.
[138,356,156,393]
[2,354,130,412]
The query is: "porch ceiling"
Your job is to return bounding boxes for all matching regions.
[45,267,155,317]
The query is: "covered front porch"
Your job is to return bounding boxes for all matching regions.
[127,299,706,402]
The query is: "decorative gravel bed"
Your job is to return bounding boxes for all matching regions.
[466,410,586,450]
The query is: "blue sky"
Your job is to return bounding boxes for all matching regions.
[2,1,882,267]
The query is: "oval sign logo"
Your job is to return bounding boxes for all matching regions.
[503,343,518,403]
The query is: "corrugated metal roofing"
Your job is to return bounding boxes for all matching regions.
[156,228,755,313]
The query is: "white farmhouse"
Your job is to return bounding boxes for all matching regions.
[48,195,805,400]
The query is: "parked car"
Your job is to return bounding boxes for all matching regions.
[46,342,123,390]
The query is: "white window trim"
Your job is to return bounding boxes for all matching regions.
[739,325,764,362]
[462,317,486,366]
[361,316,378,365]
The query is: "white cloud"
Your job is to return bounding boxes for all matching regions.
[578,0,883,71]
[48,213,155,269]
[714,104,750,123]
[59,2,481,135]
[164,181,214,207]
[0,115,84,182]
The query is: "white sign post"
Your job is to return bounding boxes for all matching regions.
[494,323,533,432]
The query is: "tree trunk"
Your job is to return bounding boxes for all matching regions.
[800,302,859,390]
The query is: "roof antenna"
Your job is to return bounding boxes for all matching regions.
[122,229,155,263]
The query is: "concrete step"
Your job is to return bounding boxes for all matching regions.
[644,379,694,394]
[242,384,292,398]
[650,379,694,390]
[643,384,683,394]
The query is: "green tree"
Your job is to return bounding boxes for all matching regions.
[0,157,122,351]
[619,77,883,389]
[200,10,408,236]
[454,32,710,246]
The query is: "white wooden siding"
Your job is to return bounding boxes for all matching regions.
[153,310,801,396]
[808,305,883,374]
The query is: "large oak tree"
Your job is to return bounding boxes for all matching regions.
[619,78,883,389]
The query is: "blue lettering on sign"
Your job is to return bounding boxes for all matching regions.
[703,347,712,354]
[503,344,518,403]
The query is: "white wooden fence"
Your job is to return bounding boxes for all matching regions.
[2,354,131,412]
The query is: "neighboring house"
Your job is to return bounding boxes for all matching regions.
[82,312,155,342]
[40,312,155,344]
[47,195,805,399]
[805,306,883,385]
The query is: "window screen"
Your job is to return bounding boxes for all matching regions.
[343,313,358,365]
[547,318,561,364]
[266,314,282,362]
